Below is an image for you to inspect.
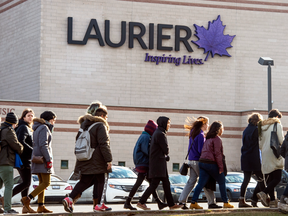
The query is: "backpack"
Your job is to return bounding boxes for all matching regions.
[74,122,100,161]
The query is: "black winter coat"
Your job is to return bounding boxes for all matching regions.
[241,123,261,172]
[15,120,33,168]
[74,114,112,175]
[280,132,288,171]
[149,117,169,178]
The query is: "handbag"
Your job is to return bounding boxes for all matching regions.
[179,139,194,176]
[32,155,44,164]
[270,123,281,159]
[14,153,23,169]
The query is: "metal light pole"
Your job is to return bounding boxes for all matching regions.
[258,57,274,112]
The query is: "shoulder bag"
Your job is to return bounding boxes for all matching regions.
[270,123,281,159]
[179,139,193,176]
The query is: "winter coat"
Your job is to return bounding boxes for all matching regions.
[188,130,205,161]
[15,120,33,168]
[0,123,23,166]
[281,132,288,171]
[133,131,151,167]
[149,117,169,178]
[31,118,54,174]
[241,123,261,172]
[74,114,112,175]
[259,118,284,174]
[200,136,224,173]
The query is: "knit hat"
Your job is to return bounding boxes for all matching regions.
[5,112,18,124]
[144,120,158,136]
[40,111,57,121]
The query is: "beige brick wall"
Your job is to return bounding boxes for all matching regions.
[0,0,41,100]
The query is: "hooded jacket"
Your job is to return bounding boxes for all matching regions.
[259,118,284,174]
[149,116,169,178]
[0,123,23,166]
[133,131,151,167]
[15,119,33,168]
[74,114,112,175]
[31,118,54,174]
[241,123,261,172]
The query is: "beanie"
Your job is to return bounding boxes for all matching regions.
[144,120,158,136]
[40,111,57,121]
[5,112,18,125]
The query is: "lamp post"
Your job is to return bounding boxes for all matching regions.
[258,57,274,112]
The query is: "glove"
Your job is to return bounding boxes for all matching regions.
[46,161,52,169]
[165,155,170,161]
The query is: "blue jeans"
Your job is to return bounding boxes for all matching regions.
[192,162,228,203]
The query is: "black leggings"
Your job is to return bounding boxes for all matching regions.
[70,173,105,204]
[240,170,265,201]
[264,169,282,201]
[128,173,159,200]
[12,167,32,198]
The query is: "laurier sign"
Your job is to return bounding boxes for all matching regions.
[67,16,235,66]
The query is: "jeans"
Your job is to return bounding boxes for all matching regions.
[178,160,216,204]
[192,162,228,203]
[240,170,265,201]
[0,165,13,211]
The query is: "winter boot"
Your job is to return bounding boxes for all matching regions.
[269,199,278,208]
[37,205,53,213]
[22,205,37,214]
[238,197,252,208]
[257,191,269,207]
[223,202,234,208]
[124,197,137,210]
[155,198,168,210]
[279,195,288,213]
[189,201,203,209]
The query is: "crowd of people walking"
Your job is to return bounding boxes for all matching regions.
[1,102,288,214]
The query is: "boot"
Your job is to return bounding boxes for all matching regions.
[251,199,258,207]
[37,205,53,213]
[155,198,168,210]
[73,193,81,204]
[124,197,137,210]
[223,202,234,208]
[238,197,252,208]
[93,198,98,210]
[0,207,3,214]
[269,199,278,208]
[21,197,32,210]
[22,205,37,214]
[189,202,203,209]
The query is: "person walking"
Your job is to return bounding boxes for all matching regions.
[21,110,57,213]
[257,109,284,208]
[190,121,234,209]
[11,108,37,214]
[178,116,220,209]
[239,113,265,208]
[281,132,288,172]
[136,116,183,210]
[62,101,113,213]
[124,120,168,210]
[0,112,24,214]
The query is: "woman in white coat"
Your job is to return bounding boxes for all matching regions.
[257,109,284,208]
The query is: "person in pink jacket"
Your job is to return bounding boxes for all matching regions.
[190,121,234,209]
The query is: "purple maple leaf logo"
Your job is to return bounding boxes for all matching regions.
[192,15,235,61]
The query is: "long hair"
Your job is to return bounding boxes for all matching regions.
[206,121,223,140]
[184,116,209,140]
[20,108,35,127]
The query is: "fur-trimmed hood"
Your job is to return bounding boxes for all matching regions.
[77,114,109,131]
[33,118,54,132]
[258,117,281,138]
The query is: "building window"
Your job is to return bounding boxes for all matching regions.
[118,161,125,166]
[61,160,68,169]
[173,163,179,172]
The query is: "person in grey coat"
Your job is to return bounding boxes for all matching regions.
[21,111,57,214]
